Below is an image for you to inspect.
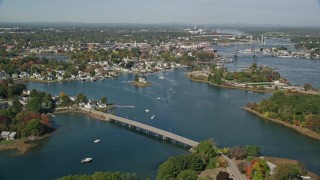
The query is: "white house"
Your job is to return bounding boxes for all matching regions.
[1,131,10,140]
[139,77,147,83]
[84,101,97,109]
[9,132,17,140]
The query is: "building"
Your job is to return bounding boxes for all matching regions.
[1,131,17,140]
[9,132,17,140]
[1,131,10,140]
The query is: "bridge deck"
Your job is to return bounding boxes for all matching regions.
[78,107,198,147]
[107,114,199,147]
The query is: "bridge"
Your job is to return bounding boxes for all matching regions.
[77,106,246,180]
[78,107,199,148]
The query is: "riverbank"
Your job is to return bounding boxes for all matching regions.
[14,78,59,83]
[54,106,111,122]
[0,134,52,155]
[264,156,320,179]
[244,107,320,141]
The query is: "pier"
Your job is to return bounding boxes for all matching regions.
[78,107,199,148]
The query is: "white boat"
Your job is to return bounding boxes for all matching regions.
[151,115,155,120]
[93,139,101,143]
[81,157,93,163]
[157,97,161,100]
[159,76,164,79]
[145,109,150,113]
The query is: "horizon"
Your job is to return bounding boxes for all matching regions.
[0,0,320,26]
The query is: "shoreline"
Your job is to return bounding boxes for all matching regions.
[186,72,276,94]
[243,107,320,141]
[130,81,151,87]
[264,156,319,179]
[54,106,111,122]
[186,72,319,95]
[0,133,53,155]
[0,107,110,155]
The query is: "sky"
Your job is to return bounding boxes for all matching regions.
[0,0,319,26]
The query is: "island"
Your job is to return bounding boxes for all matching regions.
[130,74,151,87]
[188,62,319,95]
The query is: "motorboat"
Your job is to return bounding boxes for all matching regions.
[157,97,161,100]
[94,139,101,143]
[151,115,156,120]
[145,109,150,113]
[81,157,93,163]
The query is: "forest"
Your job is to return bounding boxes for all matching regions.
[246,91,320,133]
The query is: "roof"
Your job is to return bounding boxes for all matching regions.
[1,131,10,136]
[9,132,17,137]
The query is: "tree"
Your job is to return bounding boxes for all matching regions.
[134,74,139,82]
[187,154,205,171]
[304,83,314,91]
[229,146,246,159]
[26,97,42,112]
[272,163,306,180]
[100,96,108,104]
[24,119,44,136]
[76,93,88,104]
[245,145,261,157]
[157,156,186,180]
[177,169,198,180]
[11,96,22,114]
[194,140,217,164]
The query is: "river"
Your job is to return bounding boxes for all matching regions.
[1,59,320,179]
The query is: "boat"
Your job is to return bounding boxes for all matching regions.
[145,109,150,113]
[81,157,93,163]
[159,76,164,79]
[93,139,101,143]
[157,97,161,100]
[151,115,155,120]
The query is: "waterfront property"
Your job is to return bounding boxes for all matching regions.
[1,131,17,140]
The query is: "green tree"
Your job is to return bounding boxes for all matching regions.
[11,96,23,114]
[272,163,306,180]
[194,140,217,164]
[304,83,314,91]
[134,74,139,82]
[26,97,42,112]
[100,96,108,104]
[177,169,198,180]
[76,93,88,104]
[24,119,44,136]
[245,145,261,157]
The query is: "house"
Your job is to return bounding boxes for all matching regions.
[9,132,17,140]
[23,89,30,95]
[1,131,10,140]
[138,77,147,83]
[84,101,97,109]
[97,101,107,108]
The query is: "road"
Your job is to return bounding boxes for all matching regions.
[222,154,247,180]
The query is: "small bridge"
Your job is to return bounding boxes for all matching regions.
[78,107,199,148]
